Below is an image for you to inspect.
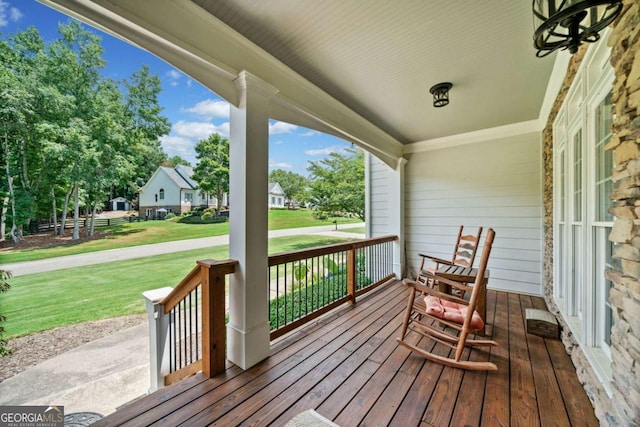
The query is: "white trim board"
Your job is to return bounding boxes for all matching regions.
[403,119,542,154]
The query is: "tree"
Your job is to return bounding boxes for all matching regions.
[192,134,230,215]
[0,23,172,242]
[0,36,37,243]
[306,147,365,220]
[122,65,171,199]
[163,155,191,168]
[268,169,307,208]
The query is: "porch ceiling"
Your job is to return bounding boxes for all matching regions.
[41,0,556,163]
[193,0,556,144]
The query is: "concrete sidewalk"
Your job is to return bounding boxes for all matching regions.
[0,322,149,416]
[1,224,364,277]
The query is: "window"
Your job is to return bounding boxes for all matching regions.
[184,192,193,202]
[159,188,165,200]
[594,92,614,348]
[570,126,584,318]
[552,35,614,386]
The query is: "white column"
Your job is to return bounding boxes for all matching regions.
[390,158,407,278]
[227,71,278,369]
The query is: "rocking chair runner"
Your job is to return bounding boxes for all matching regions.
[397,228,497,371]
[415,225,483,289]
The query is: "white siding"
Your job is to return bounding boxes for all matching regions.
[369,155,393,236]
[139,170,181,206]
[404,132,543,295]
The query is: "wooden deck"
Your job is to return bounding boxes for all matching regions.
[95,281,598,427]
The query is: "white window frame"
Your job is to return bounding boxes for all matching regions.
[552,30,614,392]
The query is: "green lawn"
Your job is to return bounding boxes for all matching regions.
[1,209,362,264]
[1,234,354,339]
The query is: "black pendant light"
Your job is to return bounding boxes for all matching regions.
[533,0,623,57]
[429,82,452,108]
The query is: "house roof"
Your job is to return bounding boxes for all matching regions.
[268,182,284,195]
[42,1,560,166]
[160,166,197,190]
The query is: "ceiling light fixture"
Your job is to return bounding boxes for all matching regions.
[533,0,623,58]
[429,82,452,108]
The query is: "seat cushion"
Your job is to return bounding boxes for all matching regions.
[424,296,484,331]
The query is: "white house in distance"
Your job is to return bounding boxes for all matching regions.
[138,165,218,218]
[268,182,285,208]
[139,164,284,217]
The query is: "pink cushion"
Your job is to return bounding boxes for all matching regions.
[424,296,484,331]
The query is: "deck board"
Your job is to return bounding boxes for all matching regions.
[94,281,599,427]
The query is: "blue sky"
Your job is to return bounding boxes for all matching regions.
[0,0,352,176]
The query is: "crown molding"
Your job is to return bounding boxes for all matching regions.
[403,119,542,154]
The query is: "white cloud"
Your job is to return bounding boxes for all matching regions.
[304,145,345,156]
[164,69,183,87]
[269,160,293,169]
[0,1,22,27]
[274,140,284,145]
[300,130,319,137]
[9,5,20,21]
[172,120,230,139]
[269,121,298,135]
[183,99,230,119]
[166,70,181,80]
[159,135,196,162]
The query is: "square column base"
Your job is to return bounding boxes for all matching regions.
[226,320,271,369]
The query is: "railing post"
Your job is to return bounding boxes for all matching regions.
[347,247,357,304]
[199,260,234,378]
[142,287,173,393]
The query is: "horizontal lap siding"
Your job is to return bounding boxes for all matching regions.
[404,132,543,295]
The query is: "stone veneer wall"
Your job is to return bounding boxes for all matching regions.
[605,1,640,424]
[542,1,640,426]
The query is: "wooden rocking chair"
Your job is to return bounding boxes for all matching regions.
[416,225,483,288]
[397,228,497,371]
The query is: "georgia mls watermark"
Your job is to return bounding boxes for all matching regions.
[0,406,64,427]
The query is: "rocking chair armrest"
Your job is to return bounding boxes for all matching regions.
[419,271,474,294]
[417,254,454,266]
[402,278,433,294]
[402,279,468,306]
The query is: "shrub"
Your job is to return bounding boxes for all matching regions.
[165,212,176,220]
[201,211,213,220]
[176,215,228,224]
[203,207,217,216]
[313,211,329,220]
[269,268,371,330]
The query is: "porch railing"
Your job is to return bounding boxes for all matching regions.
[144,235,397,390]
[268,235,397,340]
[143,259,237,391]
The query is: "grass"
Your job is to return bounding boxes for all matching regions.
[1,234,355,339]
[1,209,362,264]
